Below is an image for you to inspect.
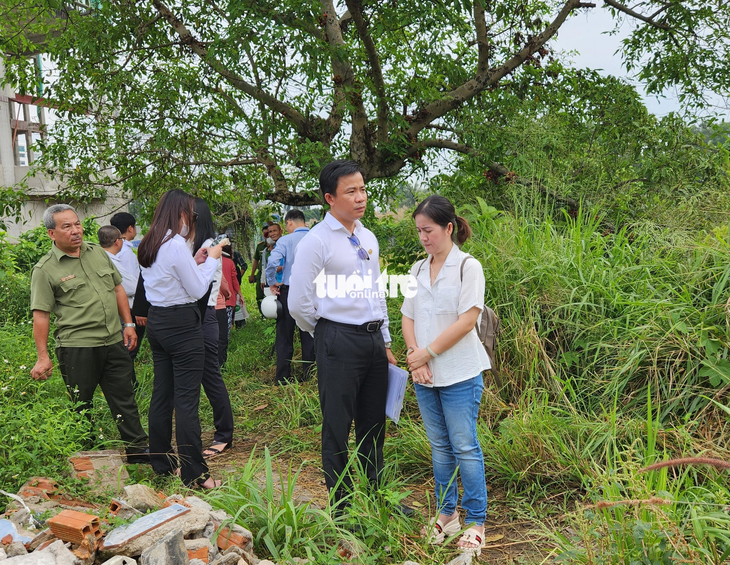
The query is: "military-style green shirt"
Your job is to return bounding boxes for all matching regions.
[30,241,124,348]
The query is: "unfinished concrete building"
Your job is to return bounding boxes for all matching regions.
[0,58,129,239]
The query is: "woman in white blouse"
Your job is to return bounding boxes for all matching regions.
[137,189,224,489]
[401,195,491,556]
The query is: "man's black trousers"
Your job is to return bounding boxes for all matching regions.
[276,285,315,384]
[146,304,209,486]
[202,306,234,445]
[56,342,148,453]
[314,318,388,504]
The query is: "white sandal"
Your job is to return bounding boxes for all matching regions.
[457,526,485,557]
[422,514,461,545]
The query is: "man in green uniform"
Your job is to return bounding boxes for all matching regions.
[30,204,149,464]
[249,222,270,315]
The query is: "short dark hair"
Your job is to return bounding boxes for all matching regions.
[285,209,306,223]
[319,160,363,200]
[98,225,121,248]
[110,212,136,234]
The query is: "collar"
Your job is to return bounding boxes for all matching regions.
[324,212,363,234]
[293,227,309,233]
[51,241,88,260]
[443,243,461,266]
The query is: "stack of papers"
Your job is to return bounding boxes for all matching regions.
[386,363,409,424]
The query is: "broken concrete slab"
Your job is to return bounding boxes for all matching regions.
[122,485,163,513]
[138,528,187,565]
[182,496,212,512]
[210,554,243,565]
[5,543,26,558]
[69,451,129,492]
[3,539,76,565]
[101,504,209,558]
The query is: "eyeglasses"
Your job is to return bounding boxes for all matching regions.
[347,233,370,260]
[192,211,199,223]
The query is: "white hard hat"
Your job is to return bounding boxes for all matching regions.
[261,295,281,319]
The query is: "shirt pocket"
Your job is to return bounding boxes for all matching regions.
[97,267,117,292]
[434,285,460,315]
[58,278,91,308]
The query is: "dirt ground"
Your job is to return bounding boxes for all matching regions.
[203,432,551,564]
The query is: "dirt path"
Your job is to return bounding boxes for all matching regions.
[203,432,550,564]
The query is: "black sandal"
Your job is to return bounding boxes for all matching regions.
[203,441,231,459]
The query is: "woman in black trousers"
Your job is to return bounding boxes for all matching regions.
[192,197,234,457]
[138,189,225,488]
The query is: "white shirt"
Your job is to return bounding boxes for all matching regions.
[401,244,491,387]
[289,212,391,343]
[141,233,218,307]
[105,249,137,308]
[118,240,140,294]
[199,238,223,307]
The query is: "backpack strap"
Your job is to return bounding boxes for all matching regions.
[415,257,428,278]
[459,253,478,282]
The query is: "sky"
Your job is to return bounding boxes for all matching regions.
[553,6,684,116]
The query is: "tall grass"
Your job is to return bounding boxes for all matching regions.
[453,197,730,422]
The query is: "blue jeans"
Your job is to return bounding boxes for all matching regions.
[415,375,487,525]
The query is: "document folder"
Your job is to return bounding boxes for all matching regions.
[386,363,409,424]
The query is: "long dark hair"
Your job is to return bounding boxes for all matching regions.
[138,189,195,267]
[412,195,472,245]
[192,197,216,255]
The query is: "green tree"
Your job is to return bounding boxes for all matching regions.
[1,1,728,210]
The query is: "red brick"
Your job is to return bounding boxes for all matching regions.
[187,546,210,562]
[70,457,94,471]
[216,526,247,551]
[47,510,102,547]
[76,472,90,480]
[1,534,12,545]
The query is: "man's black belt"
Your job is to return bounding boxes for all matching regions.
[322,318,384,332]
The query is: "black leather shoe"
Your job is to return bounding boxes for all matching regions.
[392,502,415,517]
[126,447,151,465]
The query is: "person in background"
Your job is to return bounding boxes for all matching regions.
[288,160,411,518]
[99,225,136,309]
[266,209,315,384]
[222,245,240,337]
[218,245,239,367]
[215,271,231,367]
[110,212,144,359]
[259,223,282,295]
[249,223,270,315]
[191,198,235,459]
[137,189,224,488]
[99,225,140,387]
[232,244,247,286]
[30,204,149,465]
[401,195,491,556]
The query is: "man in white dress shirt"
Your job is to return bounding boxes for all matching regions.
[99,226,136,307]
[289,160,409,517]
[110,212,145,360]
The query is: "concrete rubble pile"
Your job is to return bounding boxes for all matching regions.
[0,477,259,565]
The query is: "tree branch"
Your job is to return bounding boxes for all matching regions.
[345,0,389,144]
[406,0,589,138]
[151,0,314,139]
[603,0,671,30]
